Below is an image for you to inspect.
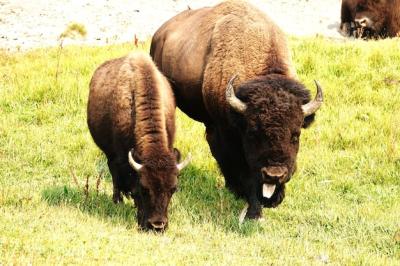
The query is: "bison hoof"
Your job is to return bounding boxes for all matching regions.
[245,211,262,220]
[112,193,123,203]
[239,204,263,224]
[339,22,352,37]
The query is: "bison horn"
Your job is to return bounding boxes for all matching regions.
[302,80,323,116]
[177,153,192,171]
[128,151,143,172]
[226,74,247,113]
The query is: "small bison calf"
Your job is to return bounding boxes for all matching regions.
[87,51,190,231]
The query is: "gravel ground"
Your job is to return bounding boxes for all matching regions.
[0,0,343,51]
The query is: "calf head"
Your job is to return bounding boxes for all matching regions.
[128,149,190,231]
[226,75,322,208]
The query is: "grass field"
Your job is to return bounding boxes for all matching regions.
[1,37,399,265]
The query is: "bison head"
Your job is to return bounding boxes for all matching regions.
[353,0,389,36]
[128,149,190,231]
[226,75,322,210]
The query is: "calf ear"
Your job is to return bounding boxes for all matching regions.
[173,148,181,162]
[302,113,315,129]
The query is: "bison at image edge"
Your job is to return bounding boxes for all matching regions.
[340,0,400,38]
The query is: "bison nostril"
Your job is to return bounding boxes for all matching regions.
[148,218,167,229]
[151,221,165,229]
[355,18,368,27]
[261,166,288,181]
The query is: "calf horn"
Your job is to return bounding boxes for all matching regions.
[302,80,323,116]
[226,74,247,113]
[177,153,192,171]
[128,151,143,172]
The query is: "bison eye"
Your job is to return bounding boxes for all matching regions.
[170,186,178,194]
[291,134,299,144]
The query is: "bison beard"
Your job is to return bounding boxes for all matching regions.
[150,1,323,222]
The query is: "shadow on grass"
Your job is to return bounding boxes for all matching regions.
[174,164,264,235]
[42,185,137,229]
[42,157,137,227]
[42,163,263,235]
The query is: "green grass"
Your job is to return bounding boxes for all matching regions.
[1,37,399,265]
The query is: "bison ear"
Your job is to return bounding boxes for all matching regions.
[173,148,181,162]
[302,113,315,128]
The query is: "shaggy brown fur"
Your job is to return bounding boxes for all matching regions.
[151,1,322,220]
[87,52,181,231]
[340,0,400,38]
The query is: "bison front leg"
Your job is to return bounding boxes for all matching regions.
[238,185,263,223]
[340,22,354,37]
[206,126,263,221]
[205,125,245,197]
[340,1,355,37]
[107,159,123,203]
[242,180,263,220]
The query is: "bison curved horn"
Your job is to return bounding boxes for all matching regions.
[302,80,323,116]
[177,153,192,171]
[226,74,247,113]
[128,150,143,172]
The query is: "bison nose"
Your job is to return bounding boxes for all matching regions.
[261,166,288,183]
[355,18,368,27]
[148,217,167,230]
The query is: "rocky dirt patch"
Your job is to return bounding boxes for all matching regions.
[0,0,343,51]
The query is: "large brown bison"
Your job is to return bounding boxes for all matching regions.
[87,52,190,231]
[150,1,323,221]
[340,0,400,38]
